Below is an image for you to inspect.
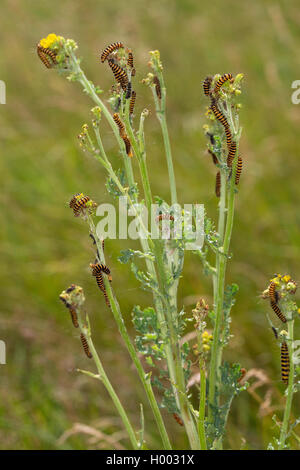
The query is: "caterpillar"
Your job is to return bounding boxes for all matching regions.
[69,307,79,328]
[113,113,125,136]
[108,59,128,90]
[156,213,175,222]
[203,76,213,96]
[272,326,278,339]
[37,44,57,68]
[281,341,290,384]
[235,156,243,185]
[80,333,92,358]
[122,134,133,157]
[226,141,236,167]
[173,413,184,426]
[129,90,136,115]
[215,171,221,198]
[100,42,124,63]
[269,281,279,304]
[210,100,229,128]
[270,300,287,323]
[69,194,90,216]
[125,81,132,99]
[213,73,233,94]
[208,149,218,166]
[90,263,112,281]
[127,51,135,76]
[69,193,81,208]
[65,284,76,294]
[90,268,111,308]
[224,125,232,149]
[59,295,79,328]
[206,132,216,145]
[89,233,101,260]
[153,76,161,99]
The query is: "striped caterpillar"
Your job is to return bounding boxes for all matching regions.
[153,76,161,99]
[108,58,128,91]
[215,171,221,198]
[37,44,57,68]
[213,73,233,94]
[80,333,92,358]
[101,42,124,63]
[281,341,290,384]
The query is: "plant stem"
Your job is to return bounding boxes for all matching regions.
[87,216,172,450]
[279,319,295,449]
[77,312,139,449]
[152,74,177,205]
[198,359,207,450]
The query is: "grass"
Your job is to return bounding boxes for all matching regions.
[1,0,300,449]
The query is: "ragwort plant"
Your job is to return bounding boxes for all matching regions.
[37,33,299,450]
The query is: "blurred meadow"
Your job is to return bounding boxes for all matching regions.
[1,0,300,449]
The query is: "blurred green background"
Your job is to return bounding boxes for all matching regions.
[1,0,300,450]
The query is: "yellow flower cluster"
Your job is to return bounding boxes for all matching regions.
[202,331,213,352]
[39,33,62,49]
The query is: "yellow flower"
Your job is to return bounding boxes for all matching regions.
[203,344,210,352]
[297,308,300,315]
[283,275,291,283]
[39,33,62,49]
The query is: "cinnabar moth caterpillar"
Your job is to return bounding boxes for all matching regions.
[125,81,132,99]
[224,125,232,149]
[203,76,213,96]
[69,307,79,328]
[94,271,111,308]
[235,156,243,185]
[127,51,135,75]
[37,44,57,68]
[90,263,112,281]
[156,213,175,222]
[59,295,79,328]
[129,91,136,115]
[173,413,184,426]
[269,281,279,304]
[65,284,76,294]
[108,59,128,90]
[122,134,133,157]
[80,333,92,358]
[208,149,218,165]
[69,194,90,216]
[227,141,236,167]
[213,73,233,94]
[113,113,125,136]
[270,300,287,323]
[101,42,124,63]
[272,326,278,339]
[281,341,289,384]
[215,171,221,198]
[210,100,229,128]
[153,76,161,99]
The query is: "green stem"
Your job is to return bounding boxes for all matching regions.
[279,320,295,449]
[207,129,240,443]
[77,312,139,449]
[152,76,177,205]
[87,217,172,450]
[198,365,207,450]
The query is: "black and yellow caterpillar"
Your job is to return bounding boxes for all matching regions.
[101,42,124,63]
